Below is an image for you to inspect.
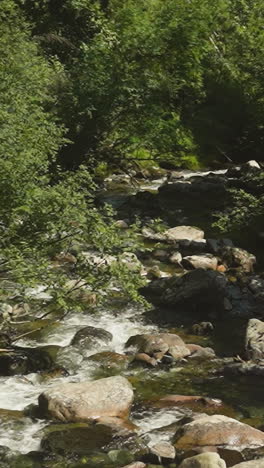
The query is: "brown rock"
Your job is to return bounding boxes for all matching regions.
[125,333,190,361]
[174,414,264,456]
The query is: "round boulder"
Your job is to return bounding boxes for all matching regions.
[71,326,113,349]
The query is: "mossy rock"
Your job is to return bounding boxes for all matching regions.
[41,423,114,455]
[0,346,54,376]
[87,351,130,372]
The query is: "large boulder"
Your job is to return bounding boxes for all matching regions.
[142,269,227,317]
[125,333,191,361]
[179,452,226,467]
[38,376,134,422]
[173,414,264,460]
[245,319,264,361]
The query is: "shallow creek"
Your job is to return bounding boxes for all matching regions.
[1,167,264,459]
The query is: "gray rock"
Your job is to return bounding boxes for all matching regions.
[150,441,176,461]
[182,254,218,271]
[246,319,264,360]
[38,376,134,422]
[179,452,226,467]
[71,326,113,349]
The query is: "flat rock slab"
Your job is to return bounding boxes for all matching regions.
[38,376,134,422]
[164,226,204,242]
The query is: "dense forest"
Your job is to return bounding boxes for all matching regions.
[1,0,264,309]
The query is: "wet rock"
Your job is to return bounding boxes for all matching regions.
[173,414,264,462]
[155,395,222,412]
[179,452,226,467]
[142,269,227,317]
[38,375,134,422]
[246,319,264,361]
[125,333,190,361]
[182,255,218,271]
[0,346,54,376]
[41,422,115,455]
[88,351,130,371]
[71,326,113,349]
[222,247,256,273]
[133,353,158,367]
[96,416,138,433]
[222,361,264,377]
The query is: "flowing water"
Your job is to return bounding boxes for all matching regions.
[1,167,263,459]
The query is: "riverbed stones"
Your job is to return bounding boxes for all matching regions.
[179,452,226,467]
[173,414,264,460]
[245,319,264,361]
[125,333,191,361]
[182,254,218,271]
[38,375,134,422]
[71,326,113,349]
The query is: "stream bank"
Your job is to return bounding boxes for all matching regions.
[1,162,264,468]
